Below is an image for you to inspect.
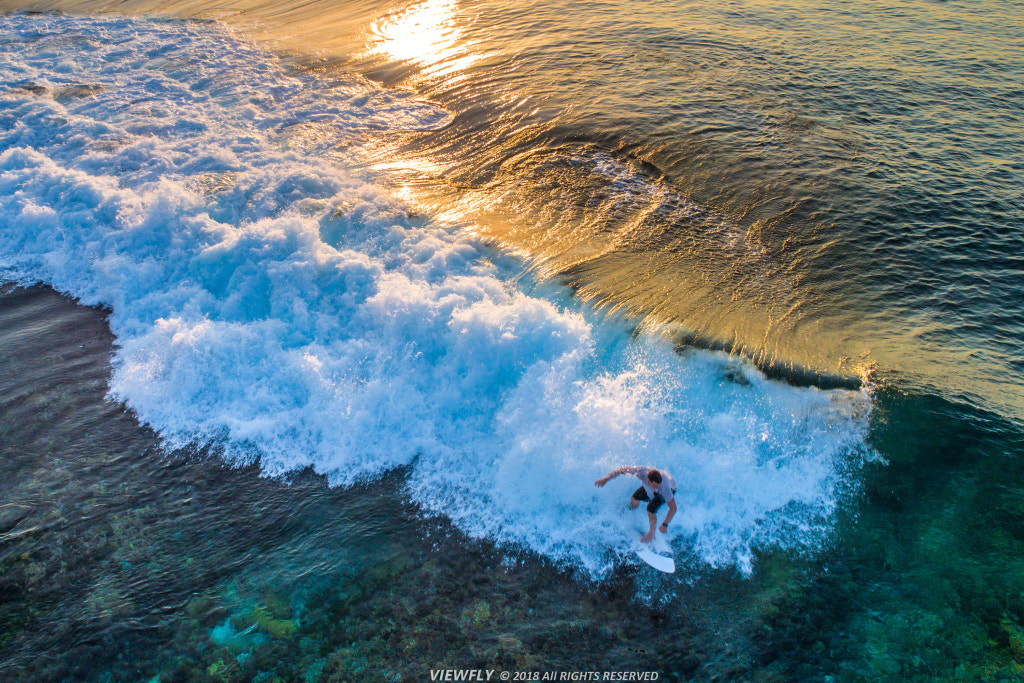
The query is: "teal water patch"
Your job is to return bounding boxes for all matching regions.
[734,389,1024,680]
[210,618,269,653]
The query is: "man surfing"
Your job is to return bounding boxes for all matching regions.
[594,466,677,542]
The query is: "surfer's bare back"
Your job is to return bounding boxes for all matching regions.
[595,466,677,543]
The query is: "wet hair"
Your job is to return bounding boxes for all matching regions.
[647,470,663,484]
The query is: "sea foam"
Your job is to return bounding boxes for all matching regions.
[0,14,872,577]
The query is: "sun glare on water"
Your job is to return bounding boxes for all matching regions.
[373,0,458,63]
[367,0,483,78]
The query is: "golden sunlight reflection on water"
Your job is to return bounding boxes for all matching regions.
[364,0,483,80]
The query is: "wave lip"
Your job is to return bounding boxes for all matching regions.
[0,13,873,578]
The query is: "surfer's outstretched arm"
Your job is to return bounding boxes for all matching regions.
[659,499,677,534]
[593,466,631,487]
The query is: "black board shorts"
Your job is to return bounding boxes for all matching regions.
[632,486,672,514]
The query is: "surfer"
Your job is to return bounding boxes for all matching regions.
[594,466,677,542]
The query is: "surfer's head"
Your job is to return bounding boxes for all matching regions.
[647,470,663,485]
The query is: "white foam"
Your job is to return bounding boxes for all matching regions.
[0,14,873,578]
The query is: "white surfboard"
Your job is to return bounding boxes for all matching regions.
[636,545,675,573]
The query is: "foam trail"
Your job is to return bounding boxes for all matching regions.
[0,14,872,578]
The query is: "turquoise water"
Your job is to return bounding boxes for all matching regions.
[0,1,1022,680]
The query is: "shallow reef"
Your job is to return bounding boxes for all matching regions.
[2,286,1024,681]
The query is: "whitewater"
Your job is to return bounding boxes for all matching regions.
[0,13,872,578]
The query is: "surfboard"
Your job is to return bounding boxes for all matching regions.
[636,545,675,573]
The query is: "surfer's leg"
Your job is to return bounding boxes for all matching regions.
[646,493,666,515]
[641,494,666,542]
[630,486,649,510]
[641,511,658,542]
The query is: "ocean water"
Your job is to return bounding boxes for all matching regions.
[0,1,1021,681]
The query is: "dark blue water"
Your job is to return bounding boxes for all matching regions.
[369,0,1024,419]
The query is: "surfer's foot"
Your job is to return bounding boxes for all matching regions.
[640,532,654,543]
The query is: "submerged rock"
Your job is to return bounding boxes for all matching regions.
[460,600,491,630]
